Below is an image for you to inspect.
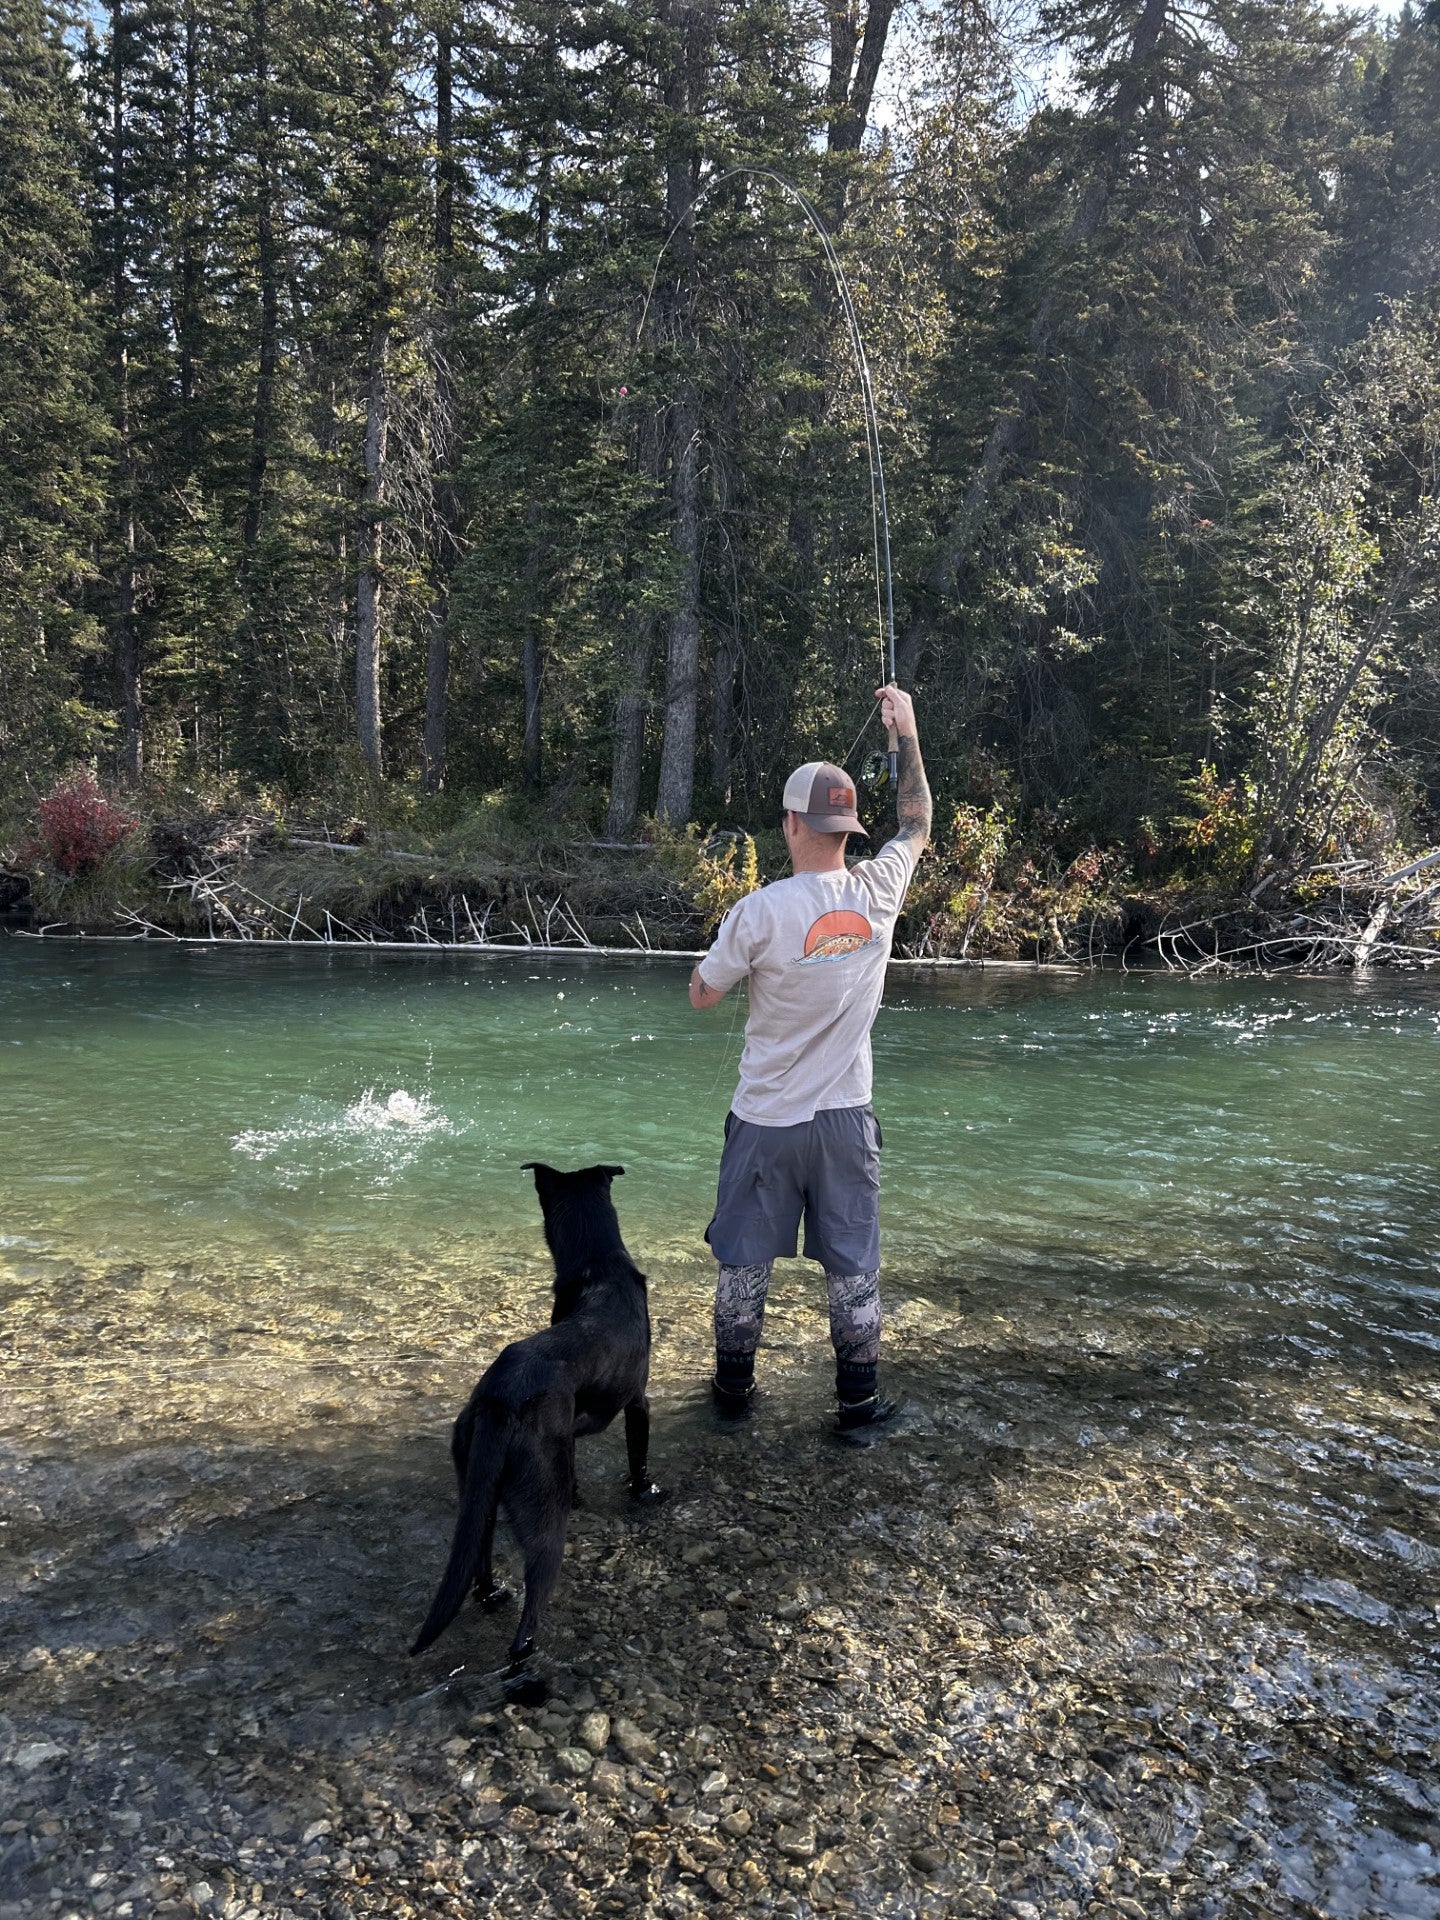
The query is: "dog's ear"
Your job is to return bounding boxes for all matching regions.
[521,1161,556,1180]
[597,1164,625,1180]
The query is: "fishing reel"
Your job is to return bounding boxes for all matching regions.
[859,749,891,794]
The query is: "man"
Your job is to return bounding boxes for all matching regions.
[689,684,933,1431]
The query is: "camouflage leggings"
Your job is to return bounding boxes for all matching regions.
[714,1260,882,1366]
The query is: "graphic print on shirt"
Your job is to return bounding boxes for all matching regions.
[795,907,877,965]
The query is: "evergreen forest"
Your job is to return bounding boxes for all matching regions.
[3,0,1440,952]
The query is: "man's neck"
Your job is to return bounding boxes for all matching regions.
[789,849,848,875]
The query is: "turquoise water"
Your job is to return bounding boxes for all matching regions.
[4,944,1440,1918]
[3,944,1439,1334]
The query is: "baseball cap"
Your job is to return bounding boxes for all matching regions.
[781,761,867,835]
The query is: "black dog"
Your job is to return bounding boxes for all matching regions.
[410,1162,662,1670]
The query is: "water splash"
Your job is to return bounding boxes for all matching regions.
[231,1087,452,1186]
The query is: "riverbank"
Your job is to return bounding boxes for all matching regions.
[4,1237,1438,1920]
[4,800,1438,970]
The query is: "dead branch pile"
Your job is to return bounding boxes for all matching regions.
[1153,849,1440,973]
[105,814,707,953]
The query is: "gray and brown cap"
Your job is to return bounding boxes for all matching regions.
[781,761,867,835]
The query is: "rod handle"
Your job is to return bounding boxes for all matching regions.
[887,725,898,795]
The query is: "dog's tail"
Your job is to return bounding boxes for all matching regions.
[410,1407,515,1657]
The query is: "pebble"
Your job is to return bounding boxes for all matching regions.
[525,1787,575,1817]
[12,1235,1433,1920]
[577,1711,611,1754]
[612,1717,657,1764]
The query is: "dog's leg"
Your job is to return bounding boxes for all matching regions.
[451,1404,474,1494]
[506,1435,573,1665]
[475,1509,511,1611]
[569,1408,606,1507]
[453,1407,510,1610]
[624,1398,665,1502]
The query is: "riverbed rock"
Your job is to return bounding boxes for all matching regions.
[576,1711,610,1754]
[611,1718,657,1764]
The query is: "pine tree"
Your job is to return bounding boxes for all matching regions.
[0,0,109,793]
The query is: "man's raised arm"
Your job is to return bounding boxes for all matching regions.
[876,684,932,855]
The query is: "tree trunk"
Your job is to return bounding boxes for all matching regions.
[110,0,141,783]
[422,570,452,792]
[516,122,554,799]
[711,628,735,805]
[355,4,393,780]
[178,0,201,467]
[356,314,389,778]
[653,2,703,825]
[422,20,456,792]
[655,380,701,822]
[895,0,1168,684]
[242,0,278,554]
[788,4,899,631]
[710,428,740,806]
[521,499,544,793]
[825,0,898,218]
[606,611,655,840]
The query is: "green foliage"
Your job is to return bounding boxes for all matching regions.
[0,0,109,795]
[1242,298,1440,888]
[691,830,761,933]
[1173,765,1259,891]
[0,0,1438,907]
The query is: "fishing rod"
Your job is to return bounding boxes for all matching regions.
[637,165,900,797]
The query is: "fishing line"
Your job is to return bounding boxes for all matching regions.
[636,165,899,794]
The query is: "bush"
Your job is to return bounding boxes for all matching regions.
[32,770,137,876]
[692,830,761,932]
[1172,765,1258,890]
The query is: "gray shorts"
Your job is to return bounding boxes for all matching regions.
[705,1105,882,1273]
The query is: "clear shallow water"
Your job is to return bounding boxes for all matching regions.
[3,944,1440,1920]
[3,943,1439,1311]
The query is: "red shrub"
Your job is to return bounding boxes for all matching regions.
[34,771,137,877]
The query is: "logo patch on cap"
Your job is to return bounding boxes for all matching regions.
[828,786,854,808]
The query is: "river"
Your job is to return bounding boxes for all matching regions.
[2,944,1438,1919]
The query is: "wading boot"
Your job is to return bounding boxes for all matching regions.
[712,1349,756,1419]
[834,1392,899,1433]
[835,1358,899,1436]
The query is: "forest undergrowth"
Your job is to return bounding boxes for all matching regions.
[3,770,1436,971]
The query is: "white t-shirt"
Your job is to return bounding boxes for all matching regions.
[697,838,919,1127]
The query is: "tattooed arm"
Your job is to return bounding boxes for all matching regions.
[689,966,728,1011]
[876,684,932,854]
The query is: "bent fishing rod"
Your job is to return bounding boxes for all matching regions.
[638,165,900,797]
